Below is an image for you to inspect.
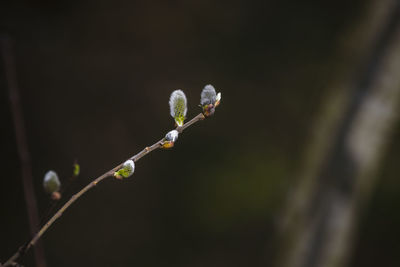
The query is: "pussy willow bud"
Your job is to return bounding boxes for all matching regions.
[72,162,80,177]
[169,90,187,126]
[114,160,135,179]
[200,84,221,116]
[162,130,179,149]
[43,170,61,194]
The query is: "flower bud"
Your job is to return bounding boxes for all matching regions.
[165,130,179,142]
[200,84,221,116]
[114,160,135,179]
[43,170,61,194]
[169,90,187,126]
[162,130,179,149]
[200,85,217,106]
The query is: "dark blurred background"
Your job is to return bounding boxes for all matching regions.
[1,0,400,266]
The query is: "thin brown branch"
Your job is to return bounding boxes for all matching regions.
[2,112,207,267]
[176,113,205,133]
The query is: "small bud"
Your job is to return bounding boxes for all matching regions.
[165,130,179,142]
[215,92,221,107]
[114,160,135,179]
[162,130,179,149]
[72,162,80,177]
[200,84,221,117]
[169,90,187,126]
[51,191,62,200]
[162,142,174,148]
[43,170,61,194]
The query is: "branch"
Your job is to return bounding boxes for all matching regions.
[2,113,205,267]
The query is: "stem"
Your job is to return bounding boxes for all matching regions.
[177,113,205,133]
[2,112,206,267]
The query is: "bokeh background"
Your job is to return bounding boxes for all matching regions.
[1,0,400,266]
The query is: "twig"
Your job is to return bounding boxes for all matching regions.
[2,113,205,267]
[176,113,205,133]
[1,36,47,267]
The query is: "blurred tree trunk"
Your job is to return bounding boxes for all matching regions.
[276,1,400,267]
[1,37,47,267]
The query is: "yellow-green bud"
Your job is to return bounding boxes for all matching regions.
[114,160,135,179]
[169,90,187,126]
[73,162,80,177]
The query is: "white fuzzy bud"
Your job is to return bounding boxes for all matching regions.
[200,85,217,106]
[200,84,221,116]
[165,130,179,142]
[169,90,187,126]
[43,170,61,194]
